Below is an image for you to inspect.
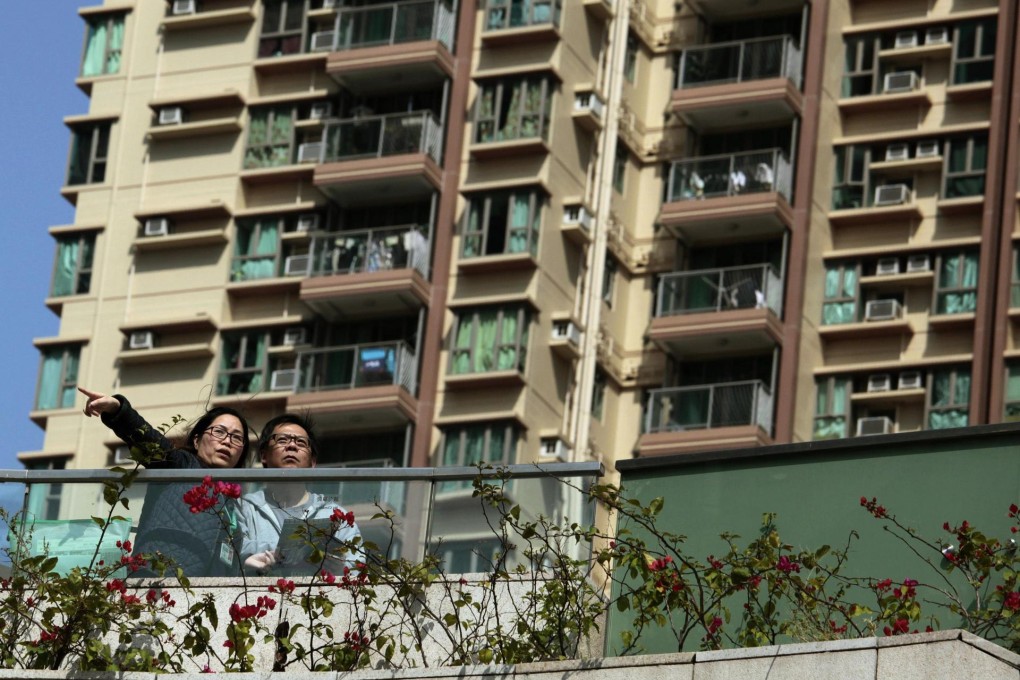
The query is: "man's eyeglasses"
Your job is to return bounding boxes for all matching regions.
[270,433,311,451]
[205,426,246,447]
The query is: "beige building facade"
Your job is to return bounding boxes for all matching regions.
[24,0,1020,526]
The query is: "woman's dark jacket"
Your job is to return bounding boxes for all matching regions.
[102,395,239,577]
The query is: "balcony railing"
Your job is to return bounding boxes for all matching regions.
[2,463,600,578]
[309,111,443,164]
[311,0,455,52]
[294,341,418,394]
[656,264,783,318]
[676,35,803,90]
[666,148,792,203]
[644,380,773,434]
[303,224,430,278]
[484,0,561,31]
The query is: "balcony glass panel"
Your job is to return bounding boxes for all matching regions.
[655,264,782,317]
[676,35,802,89]
[7,464,598,577]
[322,0,455,50]
[307,224,430,278]
[321,111,442,163]
[484,0,561,31]
[644,380,773,434]
[666,148,792,203]
[294,341,417,393]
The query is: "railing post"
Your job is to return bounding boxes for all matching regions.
[737,40,745,83]
[707,385,716,428]
[390,3,399,43]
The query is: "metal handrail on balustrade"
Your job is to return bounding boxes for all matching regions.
[315,111,443,164]
[665,147,792,203]
[293,340,417,394]
[644,380,773,435]
[676,34,802,89]
[655,263,783,317]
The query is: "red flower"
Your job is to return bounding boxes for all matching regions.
[330,508,356,526]
[776,556,801,574]
[270,578,295,595]
[1009,503,1019,518]
[875,578,893,592]
[223,640,234,649]
[201,665,215,673]
[649,556,674,572]
[320,569,336,585]
[706,616,723,636]
[1004,591,1020,611]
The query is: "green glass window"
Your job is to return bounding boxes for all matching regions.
[485,0,560,31]
[943,134,987,199]
[439,421,519,491]
[67,123,110,186]
[591,368,607,421]
[245,106,295,169]
[929,367,970,429]
[841,34,877,97]
[232,219,281,281]
[952,19,996,85]
[26,459,66,521]
[821,263,858,324]
[624,34,638,83]
[1005,363,1020,422]
[935,251,978,314]
[51,233,95,297]
[81,13,125,77]
[813,376,850,440]
[450,306,530,375]
[475,76,553,143]
[832,145,867,209]
[36,346,80,411]
[217,331,269,395]
[462,188,542,258]
[259,0,307,58]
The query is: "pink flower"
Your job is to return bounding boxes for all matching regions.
[776,556,800,574]
[707,616,723,635]
[1004,591,1020,611]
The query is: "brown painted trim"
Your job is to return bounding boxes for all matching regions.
[409,0,477,468]
[970,0,1017,424]
[987,0,1020,422]
[774,0,828,444]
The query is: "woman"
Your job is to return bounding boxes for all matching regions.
[79,387,250,577]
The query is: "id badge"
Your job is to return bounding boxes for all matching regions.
[220,541,234,565]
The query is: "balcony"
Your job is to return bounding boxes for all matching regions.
[672,35,803,131]
[649,264,784,356]
[299,224,432,319]
[311,111,443,206]
[323,0,456,93]
[637,380,775,456]
[659,148,794,243]
[481,0,561,45]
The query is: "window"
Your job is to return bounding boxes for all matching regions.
[602,257,616,307]
[935,251,978,314]
[433,538,503,572]
[81,13,124,77]
[591,368,606,421]
[259,0,307,58]
[439,421,519,491]
[35,346,80,411]
[832,145,867,209]
[822,263,858,324]
[217,331,269,395]
[475,76,553,144]
[613,145,627,194]
[50,233,95,297]
[1006,363,1020,422]
[928,367,969,429]
[67,122,110,186]
[624,34,638,83]
[26,459,67,521]
[952,19,996,85]
[813,376,851,440]
[943,134,987,198]
[245,106,295,169]
[841,35,877,97]
[232,219,281,281]
[462,189,543,258]
[450,306,530,374]
[1012,248,1020,308]
[485,0,559,30]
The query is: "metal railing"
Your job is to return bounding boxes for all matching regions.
[644,380,773,434]
[676,35,803,90]
[1,463,600,578]
[484,0,561,31]
[310,0,455,52]
[666,148,792,203]
[305,224,430,278]
[656,264,783,317]
[293,341,418,394]
[312,111,443,164]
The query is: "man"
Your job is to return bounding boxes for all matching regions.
[238,414,362,575]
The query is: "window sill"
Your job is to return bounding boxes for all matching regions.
[239,165,315,185]
[253,52,328,75]
[479,23,560,46]
[457,252,538,273]
[444,370,526,390]
[161,7,256,31]
[827,202,922,226]
[928,312,975,329]
[851,387,926,406]
[29,407,79,429]
[818,318,913,340]
[117,343,215,365]
[147,117,242,141]
[836,89,931,114]
[226,277,303,297]
[946,81,992,101]
[133,228,228,252]
[936,195,983,215]
[469,137,548,160]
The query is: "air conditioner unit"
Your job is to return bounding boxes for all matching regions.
[916,139,940,158]
[128,330,155,350]
[284,255,311,276]
[906,254,930,272]
[551,320,581,345]
[884,71,919,93]
[885,143,909,162]
[172,0,197,15]
[282,328,307,346]
[874,184,909,206]
[144,217,170,237]
[876,258,900,276]
[865,299,902,321]
[296,214,319,232]
[309,102,333,120]
[297,142,322,164]
[894,31,918,49]
[310,31,335,51]
[857,416,894,436]
[563,205,592,232]
[270,369,299,392]
[158,106,184,126]
[539,437,570,461]
[113,446,133,466]
[899,370,923,390]
[867,374,892,392]
[925,26,949,45]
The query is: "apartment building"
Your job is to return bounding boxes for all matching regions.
[23,0,1020,531]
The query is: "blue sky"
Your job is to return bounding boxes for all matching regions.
[1,3,88,467]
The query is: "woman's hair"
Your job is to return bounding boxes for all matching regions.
[185,406,251,468]
[258,413,320,462]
